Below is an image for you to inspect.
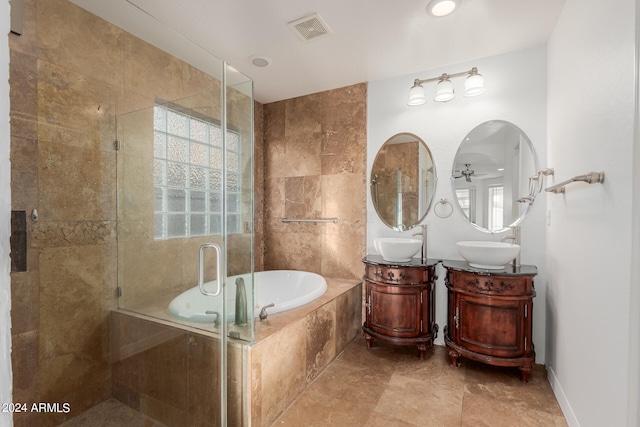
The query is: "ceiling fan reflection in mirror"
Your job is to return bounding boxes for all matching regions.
[453,163,486,182]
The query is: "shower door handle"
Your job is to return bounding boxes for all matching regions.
[199,243,222,297]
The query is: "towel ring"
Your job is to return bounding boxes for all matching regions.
[434,198,453,218]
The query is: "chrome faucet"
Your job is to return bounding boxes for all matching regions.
[412,224,428,263]
[259,303,275,321]
[205,310,220,327]
[501,226,521,267]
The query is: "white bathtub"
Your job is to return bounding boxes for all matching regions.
[167,270,327,323]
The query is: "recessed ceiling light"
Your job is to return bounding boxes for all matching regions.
[248,54,272,67]
[426,0,459,17]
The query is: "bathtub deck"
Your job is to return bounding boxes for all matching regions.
[110,277,363,427]
[251,277,360,341]
[116,277,361,344]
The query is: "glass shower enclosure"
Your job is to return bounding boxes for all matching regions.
[113,20,254,426]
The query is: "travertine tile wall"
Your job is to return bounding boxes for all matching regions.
[254,101,265,271]
[263,85,367,280]
[8,0,261,425]
[10,1,119,425]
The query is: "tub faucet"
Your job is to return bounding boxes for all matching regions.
[235,277,247,326]
[501,226,521,267]
[259,303,275,321]
[412,224,428,263]
[205,310,220,327]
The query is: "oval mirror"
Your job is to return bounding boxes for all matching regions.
[451,120,538,233]
[371,133,437,231]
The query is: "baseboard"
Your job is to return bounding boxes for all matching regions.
[547,365,580,427]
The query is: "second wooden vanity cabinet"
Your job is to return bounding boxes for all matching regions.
[443,261,537,382]
[362,256,438,359]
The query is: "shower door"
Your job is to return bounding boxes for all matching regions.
[114,22,254,426]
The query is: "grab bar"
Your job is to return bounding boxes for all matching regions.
[545,171,605,194]
[198,243,222,296]
[281,218,339,223]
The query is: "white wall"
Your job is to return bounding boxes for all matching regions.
[546,0,638,426]
[367,46,549,361]
[1,0,14,426]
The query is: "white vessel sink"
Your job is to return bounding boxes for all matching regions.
[374,237,422,262]
[456,241,520,269]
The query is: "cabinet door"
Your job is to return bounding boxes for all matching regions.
[366,281,422,338]
[456,293,526,358]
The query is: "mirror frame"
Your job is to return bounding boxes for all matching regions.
[371,132,437,231]
[450,120,539,234]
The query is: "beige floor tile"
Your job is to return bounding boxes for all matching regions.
[274,356,392,426]
[59,398,165,427]
[372,374,464,427]
[461,391,568,427]
[463,360,564,416]
[364,412,421,426]
[274,393,373,427]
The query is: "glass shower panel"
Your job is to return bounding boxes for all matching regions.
[224,65,255,342]
[113,13,255,425]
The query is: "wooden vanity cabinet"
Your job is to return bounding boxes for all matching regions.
[443,263,537,382]
[362,257,438,359]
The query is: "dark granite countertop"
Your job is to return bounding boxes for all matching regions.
[363,255,537,277]
[440,259,538,277]
[363,255,439,268]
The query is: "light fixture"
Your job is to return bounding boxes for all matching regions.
[248,54,272,67]
[464,67,485,97]
[426,0,460,17]
[434,74,454,102]
[408,83,427,106]
[407,67,485,106]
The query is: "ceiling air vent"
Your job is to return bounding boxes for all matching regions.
[288,13,331,43]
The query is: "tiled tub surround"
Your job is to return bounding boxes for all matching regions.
[111,278,362,427]
[263,84,367,281]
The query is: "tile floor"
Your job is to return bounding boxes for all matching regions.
[274,336,567,427]
[58,398,165,427]
[60,336,567,427]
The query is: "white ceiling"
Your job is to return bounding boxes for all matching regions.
[69,0,566,104]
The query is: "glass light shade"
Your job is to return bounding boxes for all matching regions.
[434,79,455,102]
[464,72,485,97]
[427,0,459,17]
[408,84,426,106]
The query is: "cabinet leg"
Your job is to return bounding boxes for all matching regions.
[519,366,532,383]
[363,332,373,349]
[448,349,461,367]
[416,343,427,359]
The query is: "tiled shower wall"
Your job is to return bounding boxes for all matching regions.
[263,85,367,280]
[8,0,262,425]
[9,1,117,425]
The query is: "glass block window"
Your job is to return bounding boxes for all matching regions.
[154,104,242,239]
